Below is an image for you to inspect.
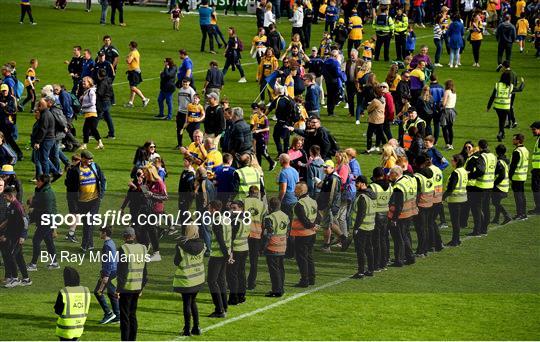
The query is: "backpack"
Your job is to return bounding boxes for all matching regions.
[237,38,244,52]
[70,92,81,115]
[15,81,24,99]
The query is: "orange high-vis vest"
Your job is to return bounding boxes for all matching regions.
[389,175,418,219]
[403,134,412,150]
[265,210,289,253]
[414,173,434,208]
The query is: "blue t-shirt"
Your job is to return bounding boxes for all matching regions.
[278,166,299,205]
[2,76,15,94]
[177,57,193,82]
[199,6,213,25]
[214,164,236,194]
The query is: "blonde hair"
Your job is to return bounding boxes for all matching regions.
[144,164,161,182]
[82,76,94,88]
[381,144,398,166]
[344,148,357,159]
[335,150,349,167]
[184,224,199,240]
[265,2,272,10]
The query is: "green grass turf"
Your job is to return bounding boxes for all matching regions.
[0,1,539,340]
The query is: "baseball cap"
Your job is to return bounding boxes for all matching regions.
[80,150,94,160]
[206,92,219,100]
[0,84,8,91]
[311,47,318,52]
[355,175,368,184]
[338,18,344,24]
[251,102,259,109]
[530,121,540,129]
[322,160,335,168]
[98,51,105,56]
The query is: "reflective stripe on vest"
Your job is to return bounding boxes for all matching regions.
[122,243,147,291]
[233,221,250,252]
[476,153,497,189]
[235,167,260,199]
[465,155,477,187]
[496,160,510,193]
[351,193,376,231]
[291,196,318,237]
[210,223,232,257]
[369,182,393,213]
[56,286,90,339]
[245,197,265,239]
[414,173,434,208]
[392,176,418,219]
[173,247,205,288]
[493,82,513,110]
[266,210,289,253]
[429,165,444,203]
[447,167,468,203]
[532,136,540,169]
[512,146,529,181]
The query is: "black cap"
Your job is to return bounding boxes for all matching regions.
[530,121,540,129]
[356,175,368,184]
[98,51,105,56]
[251,102,259,109]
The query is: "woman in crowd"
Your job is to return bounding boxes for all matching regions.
[365,85,385,154]
[441,79,457,150]
[416,85,434,136]
[447,14,464,68]
[222,27,247,83]
[287,136,308,180]
[0,165,23,202]
[143,163,168,262]
[80,76,104,150]
[157,58,178,120]
[433,15,444,67]
[469,11,483,67]
[144,140,160,163]
[381,143,397,172]
[263,2,275,33]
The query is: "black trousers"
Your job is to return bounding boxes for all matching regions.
[176,111,187,147]
[325,80,340,116]
[207,256,228,313]
[227,250,248,300]
[225,0,237,14]
[491,189,509,221]
[347,39,361,57]
[31,225,57,264]
[448,202,463,244]
[119,292,139,341]
[4,239,28,279]
[388,221,404,265]
[495,108,510,138]
[471,40,481,64]
[512,180,526,216]
[426,207,442,250]
[354,229,374,274]
[382,119,393,141]
[395,33,407,61]
[373,213,389,268]
[272,122,290,156]
[78,199,100,250]
[266,255,284,294]
[303,24,312,48]
[83,117,101,143]
[497,42,513,65]
[532,169,540,212]
[399,218,415,263]
[20,4,34,22]
[345,81,357,117]
[413,207,429,255]
[433,202,446,224]
[200,24,215,52]
[468,188,484,234]
[480,189,491,234]
[442,122,454,145]
[374,34,391,61]
[181,292,199,329]
[255,137,273,168]
[21,86,36,111]
[293,234,315,284]
[110,3,124,24]
[247,238,261,288]
[366,123,385,149]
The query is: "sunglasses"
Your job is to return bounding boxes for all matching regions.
[149,145,156,148]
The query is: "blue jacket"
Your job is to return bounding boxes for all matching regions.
[177,57,193,82]
[305,84,322,112]
[322,58,345,87]
[325,5,338,22]
[58,89,74,119]
[447,21,464,49]
[199,6,212,25]
[81,58,95,78]
[101,238,117,277]
[429,83,444,108]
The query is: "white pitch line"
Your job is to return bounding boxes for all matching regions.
[113,62,257,86]
[174,218,524,340]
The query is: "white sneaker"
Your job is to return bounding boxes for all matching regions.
[367,146,377,153]
[20,278,33,286]
[355,120,360,125]
[344,103,349,109]
[142,98,150,107]
[449,65,454,68]
[476,63,480,67]
[434,63,443,67]
[448,145,454,150]
[27,263,38,272]
[270,115,277,121]
[3,277,13,285]
[124,102,134,108]
[374,147,381,153]
[5,278,21,288]
[238,77,247,83]
[149,252,161,262]
[48,263,60,270]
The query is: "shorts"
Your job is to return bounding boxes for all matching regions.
[319,208,337,230]
[516,35,526,41]
[127,70,142,87]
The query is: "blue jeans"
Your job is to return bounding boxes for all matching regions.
[434,38,442,64]
[94,274,120,316]
[98,99,115,137]
[157,91,173,119]
[37,139,59,175]
[449,48,459,66]
[415,5,424,24]
[271,0,280,18]
[52,140,69,172]
[199,223,211,254]
[99,0,108,24]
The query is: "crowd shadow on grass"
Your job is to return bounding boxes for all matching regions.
[1,312,58,330]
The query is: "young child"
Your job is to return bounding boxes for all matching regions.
[360,35,376,61]
[20,0,36,24]
[516,13,530,53]
[324,0,338,32]
[424,135,449,170]
[170,4,182,31]
[211,5,227,48]
[332,18,349,49]
[154,157,167,181]
[282,33,303,60]
[406,25,416,55]
[293,95,308,129]
[250,27,268,63]
[1,187,31,288]
[184,93,205,141]
[319,31,333,57]
[21,58,39,112]
[250,103,276,171]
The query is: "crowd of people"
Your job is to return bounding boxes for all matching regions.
[2,0,540,340]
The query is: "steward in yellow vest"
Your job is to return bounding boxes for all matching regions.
[263,197,289,297]
[350,176,377,279]
[233,156,262,200]
[245,186,267,290]
[55,267,90,341]
[228,201,250,305]
[530,121,540,215]
[173,224,206,336]
[486,74,515,141]
[206,200,231,318]
[491,145,512,226]
[393,8,409,61]
[117,227,149,341]
[443,154,468,246]
[292,182,318,287]
[509,134,529,219]
[412,155,437,256]
[369,167,393,270]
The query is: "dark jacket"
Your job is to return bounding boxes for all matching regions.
[65,162,107,210]
[352,187,377,230]
[466,150,487,181]
[0,93,17,127]
[227,119,253,155]
[178,169,196,210]
[160,66,178,93]
[293,126,332,160]
[496,21,517,44]
[68,56,84,77]
[58,89,74,120]
[266,31,282,58]
[317,173,341,213]
[33,109,56,143]
[30,183,57,224]
[4,199,27,240]
[96,77,113,103]
[268,95,296,124]
[204,105,226,135]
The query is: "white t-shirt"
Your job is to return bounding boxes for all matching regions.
[178,86,196,113]
[444,90,456,109]
[264,11,276,27]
